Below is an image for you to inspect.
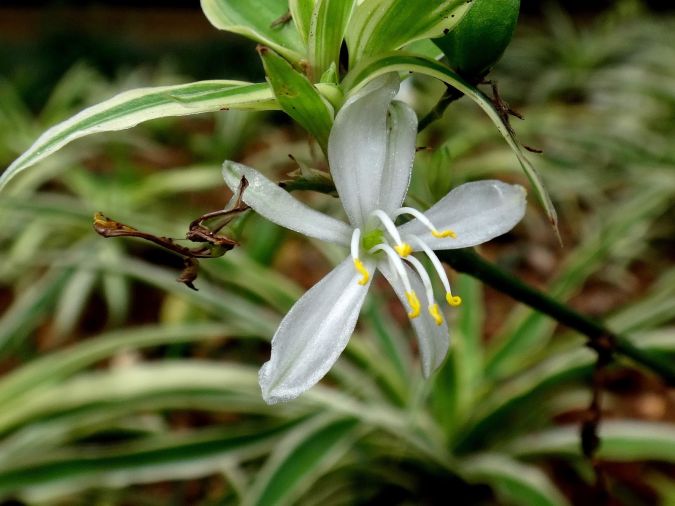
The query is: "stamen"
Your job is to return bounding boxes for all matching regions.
[351,228,361,261]
[370,210,411,257]
[447,294,462,306]
[405,255,436,310]
[394,207,456,239]
[351,228,369,285]
[406,291,421,318]
[405,255,445,325]
[429,303,443,326]
[354,259,369,286]
[394,243,413,257]
[409,236,462,307]
[369,243,419,319]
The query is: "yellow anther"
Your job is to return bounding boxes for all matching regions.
[353,258,369,286]
[432,229,457,239]
[429,304,443,326]
[446,293,462,306]
[405,291,421,319]
[394,242,413,257]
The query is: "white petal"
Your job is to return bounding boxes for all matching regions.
[328,73,399,227]
[378,261,450,377]
[260,257,373,404]
[223,161,352,245]
[378,100,418,216]
[398,180,527,250]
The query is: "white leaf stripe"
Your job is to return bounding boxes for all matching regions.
[1,81,278,190]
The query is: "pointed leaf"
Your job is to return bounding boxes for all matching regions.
[246,415,361,506]
[344,53,558,231]
[259,47,334,152]
[201,0,304,63]
[346,0,473,65]
[507,421,675,463]
[308,0,357,78]
[0,81,277,190]
[463,454,570,506]
[289,0,315,44]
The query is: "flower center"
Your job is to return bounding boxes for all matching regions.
[350,207,461,325]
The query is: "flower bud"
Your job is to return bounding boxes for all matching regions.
[433,0,520,79]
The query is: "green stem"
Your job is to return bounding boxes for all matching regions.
[438,248,675,385]
[417,85,465,132]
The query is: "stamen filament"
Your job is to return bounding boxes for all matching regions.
[369,243,419,318]
[351,228,369,285]
[371,210,411,257]
[405,255,436,309]
[394,207,456,239]
[350,228,361,261]
[409,236,462,307]
[406,255,445,324]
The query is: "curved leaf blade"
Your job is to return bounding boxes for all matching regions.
[507,421,675,463]
[0,81,278,190]
[346,0,473,65]
[344,53,558,231]
[309,0,357,78]
[260,47,334,151]
[201,0,304,63]
[289,0,315,44]
[246,415,361,506]
[463,454,570,506]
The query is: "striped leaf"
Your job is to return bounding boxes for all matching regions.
[308,0,357,78]
[346,0,473,65]
[0,81,277,190]
[201,0,304,63]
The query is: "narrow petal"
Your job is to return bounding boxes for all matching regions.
[328,73,399,227]
[378,100,418,216]
[378,261,450,377]
[260,257,373,404]
[223,161,352,245]
[397,180,527,250]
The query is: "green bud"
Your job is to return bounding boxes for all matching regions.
[433,0,520,79]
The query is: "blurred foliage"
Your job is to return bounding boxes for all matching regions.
[0,3,673,505]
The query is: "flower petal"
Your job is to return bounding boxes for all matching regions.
[398,180,527,250]
[260,256,373,404]
[378,261,450,377]
[328,73,399,227]
[223,160,352,245]
[378,100,418,216]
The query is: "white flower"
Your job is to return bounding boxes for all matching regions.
[222,73,527,404]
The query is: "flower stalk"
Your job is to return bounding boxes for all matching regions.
[438,248,675,385]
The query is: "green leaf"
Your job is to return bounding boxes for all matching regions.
[260,47,334,152]
[432,274,484,432]
[506,421,675,463]
[0,323,240,410]
[0,81,277,190]
[289,0,315,44]
[247,415,361,506]
[346,0,473,66]
[0,419,298,502]
[0,267,73,356]
[463,454,570,506]
[344,53,558,230]
[201,0,304,63]
[308,0,357,79]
